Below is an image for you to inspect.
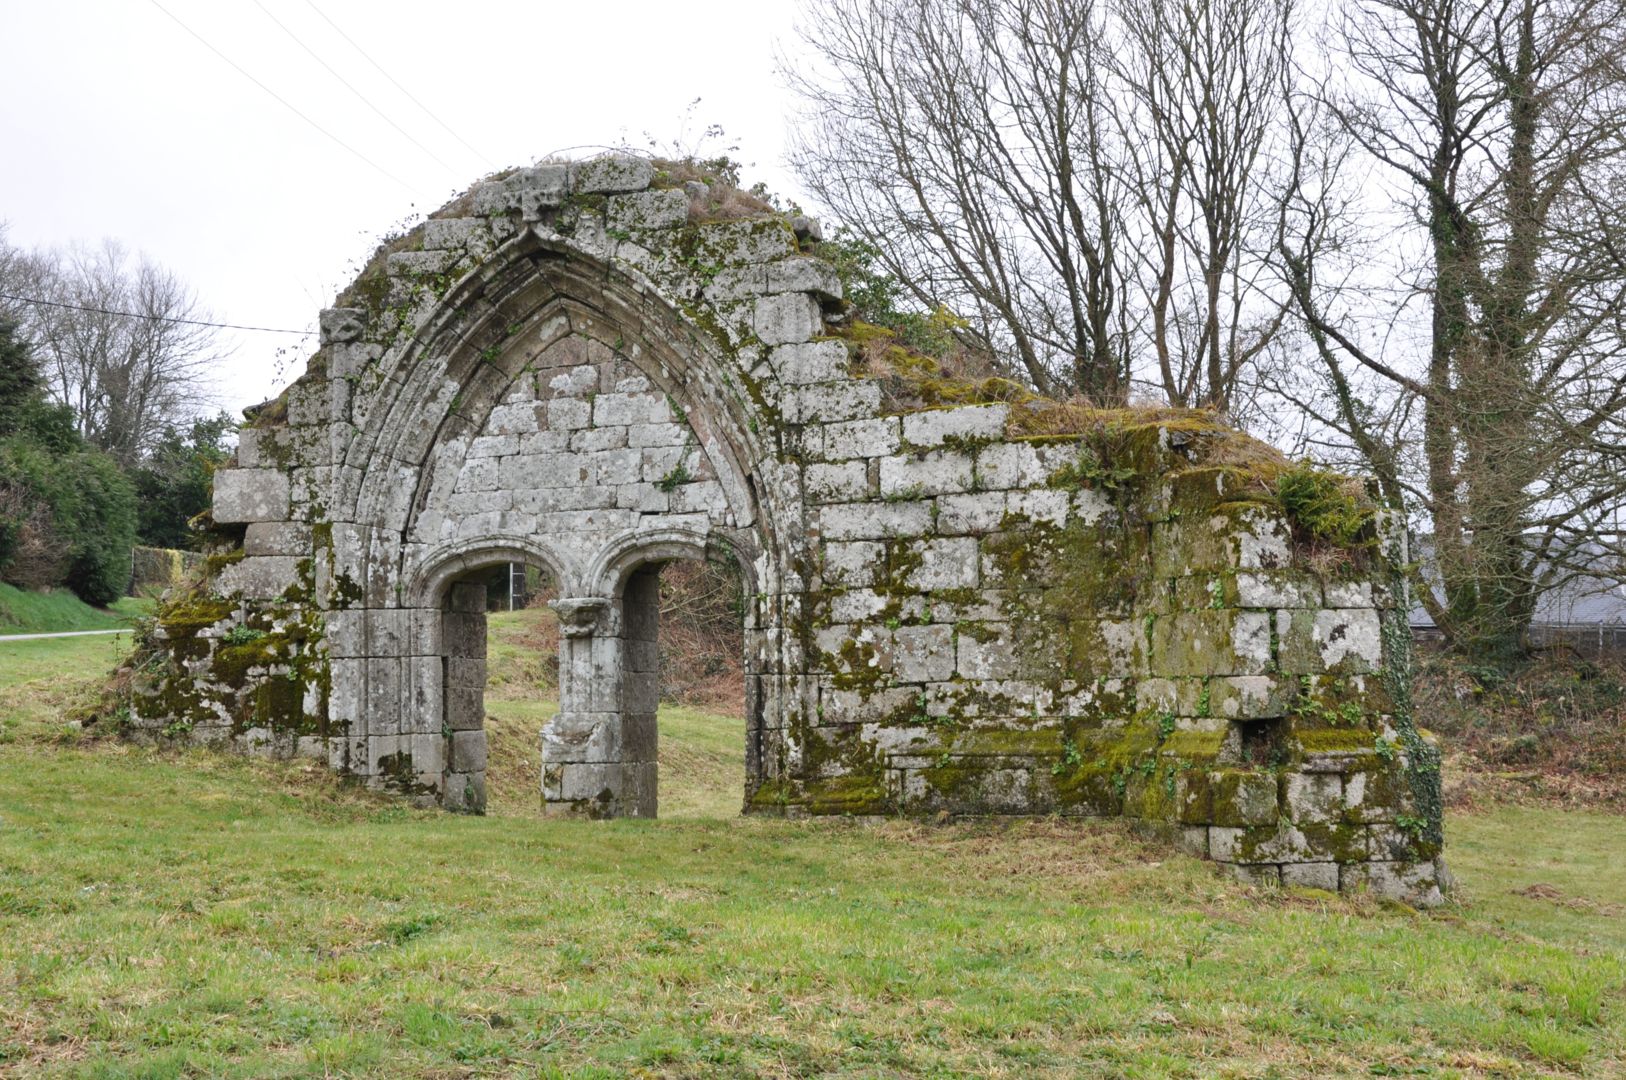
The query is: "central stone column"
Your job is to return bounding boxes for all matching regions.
[540,583,658,817]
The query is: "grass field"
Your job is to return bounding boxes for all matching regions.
[0,583,151,637]
[1,613,1623,1077]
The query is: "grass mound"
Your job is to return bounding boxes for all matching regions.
[0,582,150,636]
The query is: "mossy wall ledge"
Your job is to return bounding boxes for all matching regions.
[120,151,1444,907]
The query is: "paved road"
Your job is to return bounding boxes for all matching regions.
[0,628,132,643]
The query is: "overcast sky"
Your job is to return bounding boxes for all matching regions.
[0,0,807,414]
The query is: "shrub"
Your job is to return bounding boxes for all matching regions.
[0,438,137,606]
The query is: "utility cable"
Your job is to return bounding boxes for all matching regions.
[0,290,310,336]
[146,0,421,195]
[301,0,496,169]
[246,0,461,178]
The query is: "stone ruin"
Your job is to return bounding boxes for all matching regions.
[118,155,1448,904]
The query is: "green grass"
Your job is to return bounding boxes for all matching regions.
[0,582,152,636]
[1,628,1623,1077]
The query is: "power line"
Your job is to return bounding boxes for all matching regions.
[0,290,310,336]
[301,0,495,169]
[145,0,421,195]
[246,0,461,178]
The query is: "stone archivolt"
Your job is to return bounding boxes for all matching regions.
[122,155,1447,905]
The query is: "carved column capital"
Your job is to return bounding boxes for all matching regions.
[549,596,610,637]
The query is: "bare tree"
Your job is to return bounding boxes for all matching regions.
[784,0,1298,411]
[4,238,222,467]
[1111,0,1295,412]
[785,0,1131,401]
[1280,0,1626,661]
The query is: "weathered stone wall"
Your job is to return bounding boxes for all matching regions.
[120,155,1446,904]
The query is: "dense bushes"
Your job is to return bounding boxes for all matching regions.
[0,438,137,606]
[130,414,233,550]
[0,316,146,607]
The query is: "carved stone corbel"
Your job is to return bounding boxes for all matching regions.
[549,596,609,638]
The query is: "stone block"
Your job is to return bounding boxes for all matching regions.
[879,451,974,498]
[627,421,690,448]
[623,671,659,716]
[702,264,769,302]
[1277,608,1382,675]
[955,632,1015,680]
[1285,773,1342,824]
[772,340,849,384]
[364,734,402,776]
[243,522,312,558]
[1207,675,1294,719]
[235,428,285,469]
[1219,862,1283,887]
[485,401,540,435]
[1341,768,1415,824]
[419,217,487,251]
[592,447,642,486]
[216,556,303,600]
[1315,608,1383,674]
[823,541,883,586]
[213,469,291,523]
[386,249,460,278]
[975,442,1044,489]
[887,625,956,682]
[324,611,365,659]
[446,687,483,731]
[1323,580,1373,607]
[569,427,627,454]
[408,732,446,778]
[902,404,1009,448]
[1151,610,1269,677]
[572,155,653,194]
[753,293,823,346]
[456,457,499,492]
[936,492,1008,535]
[1135,677,1179,713]
[1340,860,1445,907]
[670,480,728,515]
[558,761,626,803]
[905,537,979,590]
[804,462,870,503]
[593,391,669,427]
[783,381,882,424]
[765,256,842,299]
[1210,771,1280,827]
[607,188,688,230]
[1235,570,1321,609]
[285,381,331,428]
[818,416,902,461]
[1210,823,1311,863]
[444,771,488,813]
[451,729,488,773]
[817,501,933,540]
[448,657,486,690]
[832,592,884,624]
[693,218,799,264]
[1282,862,1340,891]
[1005,490,1069,527]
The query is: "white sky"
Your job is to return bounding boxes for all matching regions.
[0,0,806,414]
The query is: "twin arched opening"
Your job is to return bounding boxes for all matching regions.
[412,533,761,817]
[336,232,788,816]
